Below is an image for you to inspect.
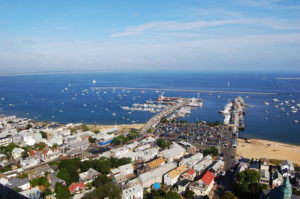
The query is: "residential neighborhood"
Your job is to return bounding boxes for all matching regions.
[0,115,300,199]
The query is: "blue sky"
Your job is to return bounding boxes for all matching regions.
[0,0,300,72]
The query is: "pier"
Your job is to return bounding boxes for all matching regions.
[141,99,188,133]
[90,87,278,95]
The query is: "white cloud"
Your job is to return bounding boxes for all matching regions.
[1,33,299,72]
[109,18,300,38]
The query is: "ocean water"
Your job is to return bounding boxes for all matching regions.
[0,72,299,145]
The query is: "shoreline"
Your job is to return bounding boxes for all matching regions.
[236,138,300,165]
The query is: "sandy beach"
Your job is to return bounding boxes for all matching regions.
[90,123,144,131]
[236,138,300,165]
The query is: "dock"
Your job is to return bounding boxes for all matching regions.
[141,99,188,133]
[90,87,278,95]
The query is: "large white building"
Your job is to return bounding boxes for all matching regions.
[164,164,187,186]
[138,162,177,188]
[20,186,41,199]
[0,133,12,146]
[122,184,143,199]
[193,155,212,175]
[179,153,203,168]
[158,143,185,162]
[190,171,215,197]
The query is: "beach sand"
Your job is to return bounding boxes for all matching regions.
[236,138,300,165]
[90,124,144,131]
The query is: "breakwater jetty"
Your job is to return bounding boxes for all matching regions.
[90,87,277,95]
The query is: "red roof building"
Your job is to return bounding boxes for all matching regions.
[29,149,39,157]
[201,170,214,186]
[183,168,196,180]
[68,182,85,194]
[186,168,196,176]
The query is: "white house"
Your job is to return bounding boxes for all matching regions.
[9,177,30,191]
[111,163,134,177]
[190,171,215,197]
[164,164,187,186]
[158,143,185,162]
[21,157,40,168]
[209,160,224,175]
[12,147,24,159]
[280,160,294,177]
[179,153,203,168]
[122,184,143,199]
[259,161,270,185]
[20,186,41,199]
[22,131,43,146]
[138,162,177,188]
[193,155,212,175]
[0,133,12,146]
[110,147,130,158]
[272,169,284,188]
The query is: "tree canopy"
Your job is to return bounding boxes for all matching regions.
[55,183,70,199]
[234,169,262,199]
[156,138,170,148]
[203,146,218,156]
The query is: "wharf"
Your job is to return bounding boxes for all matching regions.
[141,99,188,133]
[90,87,277,95]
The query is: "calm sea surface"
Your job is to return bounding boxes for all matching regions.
[0,72,299,145]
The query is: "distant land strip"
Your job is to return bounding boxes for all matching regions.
[91,87,278,95]
[276,77,300,80]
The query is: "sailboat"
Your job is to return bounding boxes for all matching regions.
[227,81,230,87]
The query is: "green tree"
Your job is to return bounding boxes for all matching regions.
[184,188,195,199]
[88,137,95,143]
[57,167,79,186]
[92,175,110,188]
[21,151,28,159]
[81,124,89,132]
[26,124,33,129]
[203,146,219,156]
[80,160,93,172]
[42,120,48,127]
[156,138,170,149]
[52,143,58,149]
[5,142,17,152]
[30,176,50,187]
[55,183,70,199]
[98,182,122,199]
[234,169,262,199]
[222,191,239,199]
[165,191,180,199]
[160,117,167,123]
[42,188,52,197]
[40,131,47,139]
[113,135,128,145]
[38,142,47,150]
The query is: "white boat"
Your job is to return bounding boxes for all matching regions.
[83,104,87,107]
[272,98,280,102]
[92,80,96,84]
[264,102,269,106]
[297,103,300,107]
[294,120,299,123]
[274,105,279,108]
[112,113,116,116]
